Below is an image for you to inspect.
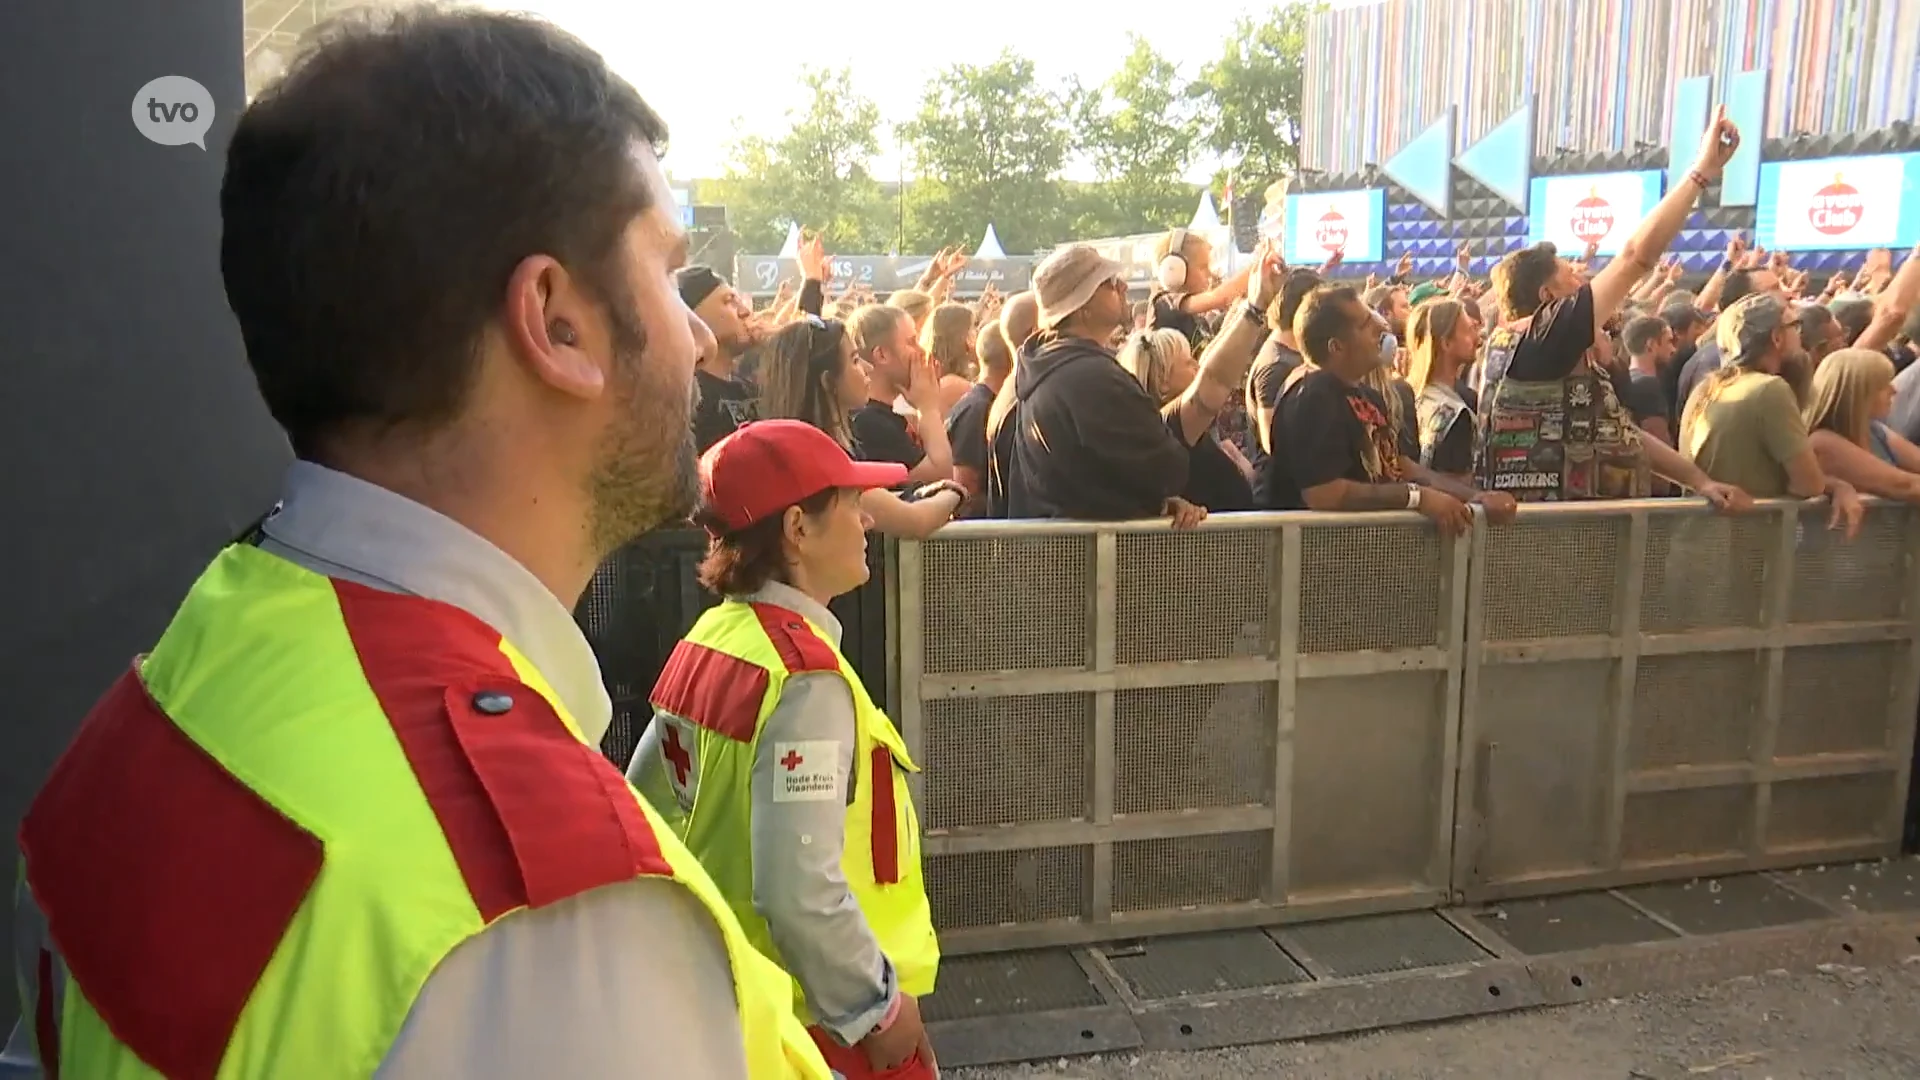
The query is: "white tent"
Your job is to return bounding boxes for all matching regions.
[1187,191,1222,232]
[776,222,802,259]
[974,223,1007,260]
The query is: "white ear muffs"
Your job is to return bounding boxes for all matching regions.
[1156,254,1188,291]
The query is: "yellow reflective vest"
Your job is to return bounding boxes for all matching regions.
[648,597,940,1012]
[17,543,830,1080]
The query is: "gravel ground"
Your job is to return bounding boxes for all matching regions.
[952,962,1920,1079]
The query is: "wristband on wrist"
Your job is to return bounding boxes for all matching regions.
[1406,484,1422,510]
[1243,299,1268,322]
[1688,169,1712,192]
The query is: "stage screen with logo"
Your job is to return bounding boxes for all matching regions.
[1756,153,1920,252]
[1527,171,1664,257]
[1284,189,1385,265]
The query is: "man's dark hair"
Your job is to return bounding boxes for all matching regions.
[693,488,840,596]
[1719,268,1766,308]
[1293,285,1362,367]
[1622,314,1669,356]
[1270,268,1325,333]
[221,10,668,457]
[1491,242,1560,320]
[1662,304,1704,338]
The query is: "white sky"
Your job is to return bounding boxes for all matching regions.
[478,0,1281,182]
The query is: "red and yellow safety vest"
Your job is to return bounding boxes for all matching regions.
[648,598,940,1015]
[17,543,830,1080]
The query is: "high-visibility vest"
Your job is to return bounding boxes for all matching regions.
[16,543,830,1080]
[648,598,940,1014]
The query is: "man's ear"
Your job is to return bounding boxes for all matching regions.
[503,255,606,401]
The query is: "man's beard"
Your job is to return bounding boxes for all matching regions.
[587,301,701,558]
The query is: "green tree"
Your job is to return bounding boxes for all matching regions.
[701,68,894,253]
[897,51,1075,254]
[1191,3,1318,186]
[1080,36,1202,235]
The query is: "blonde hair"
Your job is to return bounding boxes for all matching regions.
[977,319,1013,376]
[848,303,908,364]
[1804,347,1896,449]
[1116,329,1193,404]
[921,303,977,380]
[887,289,934,330]
[1364,367,1409,439]
[1405,298,1470,394]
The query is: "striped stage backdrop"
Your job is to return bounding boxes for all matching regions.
[1301,0,1920,174]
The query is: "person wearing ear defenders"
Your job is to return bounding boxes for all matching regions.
[1149,227,1257,349]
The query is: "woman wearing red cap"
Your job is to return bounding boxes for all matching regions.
[630,419,941,1080]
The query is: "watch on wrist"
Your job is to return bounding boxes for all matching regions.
[1244,299,1269,322]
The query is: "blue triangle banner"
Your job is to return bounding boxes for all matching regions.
[1455,100,1534,213]
[1383,108,1455,219]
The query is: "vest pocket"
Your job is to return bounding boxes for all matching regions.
[869,745,899,884]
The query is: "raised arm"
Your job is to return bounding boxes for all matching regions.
[1591,106,1741,324]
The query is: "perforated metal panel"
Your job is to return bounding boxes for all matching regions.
[923,693,1091,830]
[1628,651,1761,770]
[927,846,1090,931]
[1115,684,1274,816]
[1790,505,1907,624]
[1480,517,1625,641]
[1620,786,1752,864]
[1768,773,1898,850]
[1639,511,1769,632]
[920,533,1091,674]
[1116,528,1273,664]
[1776,643,1900,759]
[1112,831,1271,914]
[1299,521,1443,652]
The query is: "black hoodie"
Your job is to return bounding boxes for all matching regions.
[992,330,1189,520]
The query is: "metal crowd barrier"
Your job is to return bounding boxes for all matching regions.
[894,499,1920,955]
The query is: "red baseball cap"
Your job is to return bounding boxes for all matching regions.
[700,420,908,533]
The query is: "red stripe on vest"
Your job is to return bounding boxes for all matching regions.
[869,746,900,885]
[18,667,324,1080]
[334,580,672,922]
[35,949,61,1080]
[650,641,768,741]
[750,603,842,674]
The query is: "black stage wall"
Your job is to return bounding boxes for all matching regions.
[0,1,287,1025]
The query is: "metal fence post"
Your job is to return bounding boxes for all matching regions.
[1090,531,1118,926]
[1601,510,1649,869]
[1267,523,1301,905]
[1751,504,1798,854]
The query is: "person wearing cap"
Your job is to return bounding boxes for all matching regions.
[685,265,770,452]
[1681,293,1863,536]
[630,419,941,1080]
[994,243,1196,520]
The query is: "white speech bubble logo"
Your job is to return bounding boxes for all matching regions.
[132,76,216,150]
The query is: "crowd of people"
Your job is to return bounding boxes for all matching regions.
[685,108,1920,543]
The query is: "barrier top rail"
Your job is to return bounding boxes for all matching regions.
[916,497,1850,539]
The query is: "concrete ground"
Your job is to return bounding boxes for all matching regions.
[952,962,1920,1079]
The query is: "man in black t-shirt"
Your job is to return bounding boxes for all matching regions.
[846,304,953,483]
[1266,286,1512,534]
[679,266,765,452]
[1620,314,1677,445]
[1246,268,1324,507]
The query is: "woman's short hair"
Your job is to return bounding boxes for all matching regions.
[693,486,841,596]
